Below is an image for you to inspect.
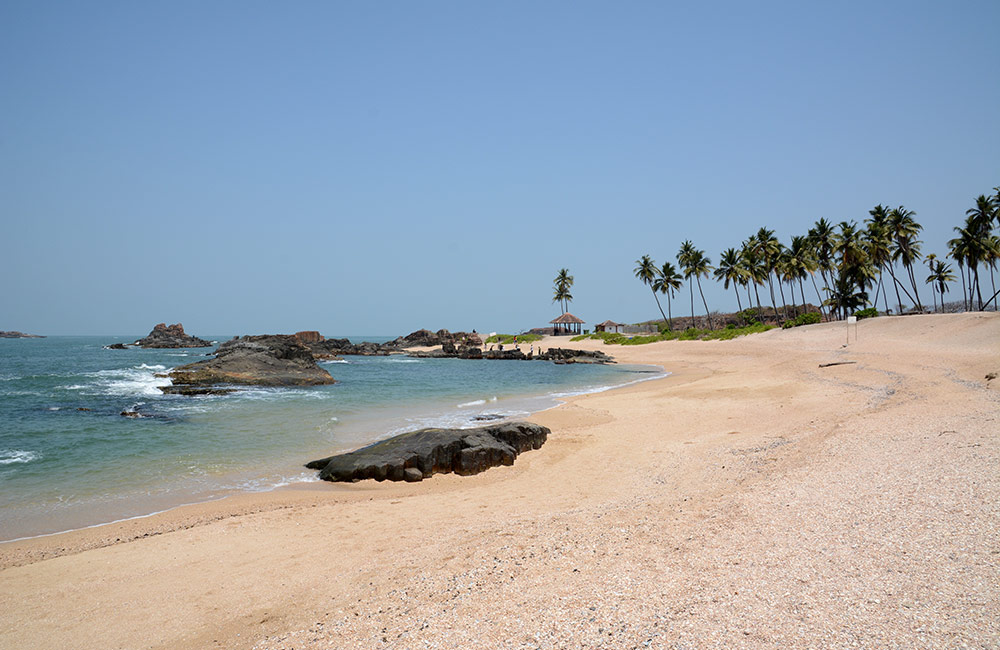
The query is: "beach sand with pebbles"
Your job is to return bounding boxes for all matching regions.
[1,313,998,649]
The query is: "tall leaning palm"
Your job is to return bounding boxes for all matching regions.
[634,255,668,324]
[653,261,683,331]
[679,242,714,330]
[888,206,924,312]
[714,247,747,319]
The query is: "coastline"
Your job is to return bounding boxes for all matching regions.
[2,313,997,649]
[0,359,666,546]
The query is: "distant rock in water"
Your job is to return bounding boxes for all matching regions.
[132,323,211,349]
[166,334,336,389]
[306,421,549,482]
[0,331,45,338]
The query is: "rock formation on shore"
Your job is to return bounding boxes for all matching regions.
[131,323,212,348]
[166,335,336,389]
[0,331,45,338]
[306,421,549,482]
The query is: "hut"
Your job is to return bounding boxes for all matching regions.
[594,320,625,334]
[549,312,585,336]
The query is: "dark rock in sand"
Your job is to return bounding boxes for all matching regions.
[133,323,212,349]
[168,335,336,388]
[306,421,549,482]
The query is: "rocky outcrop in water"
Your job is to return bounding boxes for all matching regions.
[388,329,483,349]
[0,331,45,338]
[166,335,336,389]
[306,421,549,482]
[538,348,615,364]
[133,323,211,348]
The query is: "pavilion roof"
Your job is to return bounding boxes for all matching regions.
[596,320,624,327]
[549,312,585,325]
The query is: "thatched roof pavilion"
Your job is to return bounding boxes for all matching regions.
[549,312,584,335]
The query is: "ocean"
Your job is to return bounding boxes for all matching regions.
[0,336,663,541]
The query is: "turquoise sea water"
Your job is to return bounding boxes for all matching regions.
[0,336,663,541]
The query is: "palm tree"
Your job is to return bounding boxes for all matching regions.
[679,242,714,330]
[654,261,683,330]
[966,194,1000,308]
[865,206,894,314]
[808,218,837,311]
[714,247,747,320]
[755,227,783,321]
[888,206,924,312]
[553,268,574,314]
[925,253,938,312]
[740,237,766,318]
[785,236,814,317]
[830,221,874,318]
[926,259,955,312]
[677,240,697,326]
[634,255,668,324]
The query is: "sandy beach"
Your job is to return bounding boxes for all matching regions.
[1,313,997,649]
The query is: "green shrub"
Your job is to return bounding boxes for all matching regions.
[485,333,543,344]
[854,308,879,319]
[740,308,761,324]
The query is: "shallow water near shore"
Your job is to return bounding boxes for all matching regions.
[0,336,663,541]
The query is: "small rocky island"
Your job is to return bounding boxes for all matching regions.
[306,421,549,482]
[163,334,335,394]
[108,323,212,349]
[0,331,45,338]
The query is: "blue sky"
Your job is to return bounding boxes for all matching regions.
[2,1,998,336]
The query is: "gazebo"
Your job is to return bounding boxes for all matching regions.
[595,320,625,334]
[549,312,585,335]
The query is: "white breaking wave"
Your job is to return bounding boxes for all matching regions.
[85,365,173,397]
[457,399,486,408]
[0,449,39,465]
[320,359,349,364]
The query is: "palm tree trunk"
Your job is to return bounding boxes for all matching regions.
[958,263,967,311]
[696,275,713,330]
[689,280,695,329]
[810,274,826,319]
[974,266,984,310]
[733,285,743,317]
[887,263,903,313]
[650,287,668,324]
[906,263,923,311]
[766,275,779,323]
[753,282,762,314]
[666,292,673,331]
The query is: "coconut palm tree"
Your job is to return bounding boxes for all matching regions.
[830,221,874,318]
[785,236,814,317]
[679,243,714,330]
[654,261,683,330]
[865,206,894,314]
[714,247,747,319]
[553,268,574,314]
[808,218,837,310]
[677,240,697,326]
[925,253,938,312]
[740,237,766,318]
[888,206,924,312]
[755,227,783,320]
[926,259,955,312]
[634,255,668,325]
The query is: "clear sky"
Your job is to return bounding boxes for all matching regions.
[2,1,998,336]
